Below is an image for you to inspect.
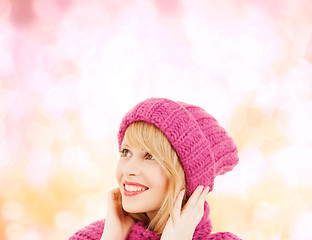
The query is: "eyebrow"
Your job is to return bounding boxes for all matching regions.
[120,144,130,148]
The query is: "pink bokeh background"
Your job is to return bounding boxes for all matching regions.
[1,0,312,239]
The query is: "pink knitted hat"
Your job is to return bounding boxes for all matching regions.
[118,98,239,195]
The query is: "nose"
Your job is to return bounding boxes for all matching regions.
[122,156,141,176]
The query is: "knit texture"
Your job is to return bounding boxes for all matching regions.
[118,98,239,194]
[69,98,241,240]
[69,219,242,240]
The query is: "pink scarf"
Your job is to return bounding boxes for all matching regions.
[69,202,242,240]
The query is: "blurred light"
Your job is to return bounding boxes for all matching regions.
[147,61,181,89]
[290,212,312,240]
[0,88,14,109]
[0,120,5,136]
[54,210,78,230]
[242,230,265,240]
[253,201,279,220]
[33,0,63,22]
[76,62,137,115]
[271,145,312,188]
[75,77,106,107]
[234,24,286,67]
[183,14,217,44]
[2,201,24,220]
[0,100,4,119]
[62,146,89,170]
[214,146,266,194]
[141,38,165,62]
[41,86,70,120]
[55,1,111,60]
[233,34,266,65]
[305,34,312,62]
[241,6,288,63]
[0,34,14,77]
[24,147,52,188]
[28,125,54,148]
[75,77,117,141]
[56,20,80,61]
[66,1,110,31]
[81,109,111,141]
[238,147,266,187]
[55,0,74,11]
[6,223,25,240]
[97,32,144,78]
[196,87,238,123]
[25,68,52,94]
[281,60,312,99]
[74,163,102,188]
[133,1,157,25]
[36,46,58,70]
[50,118,72,141]
[19,230,41,240]
[0,138,10,167]
[184,15,223,72]
[226,62,262,93]
[9,0,34,28]
[8,91,33,120]
[260,118,282,141]
[155,0,180,15]
[83,194,106,220]
[230,105,248,136]
[254,81,280,111]
[281,99,312,145]
[0,0,11,23]
[17,40,38,66]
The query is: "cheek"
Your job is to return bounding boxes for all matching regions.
[115,160,123,183]
[160,174,169,192]
[152,167,169,192]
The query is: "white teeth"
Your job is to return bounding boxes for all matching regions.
[125,184,147,192]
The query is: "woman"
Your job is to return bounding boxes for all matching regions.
[69,98,242,240]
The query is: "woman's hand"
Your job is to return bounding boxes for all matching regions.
[100,188,135,240]
[161,185,209,240]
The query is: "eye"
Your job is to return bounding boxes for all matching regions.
[145,153,155,160]
[120,148,131,157]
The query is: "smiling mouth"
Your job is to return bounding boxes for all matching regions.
[123,182,149,196]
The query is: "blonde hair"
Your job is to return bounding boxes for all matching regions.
[119,121,186,234]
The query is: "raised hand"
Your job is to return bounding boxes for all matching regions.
[100,188,135,240]
[161,186,209,240]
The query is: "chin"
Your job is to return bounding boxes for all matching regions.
[122,202,143,213]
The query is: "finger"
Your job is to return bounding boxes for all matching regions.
[173,189,185,219]
[193,187,209,212]
[183,186,203,210]
[183,186,203,212]
[107,188,122,214]
[112,188,121,197]
[192,187,209,217]
[199,186,209,202]
[107,188,119,204]
[192,186,209,206]
[107,189,114,204]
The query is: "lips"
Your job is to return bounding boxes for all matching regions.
[123,181,149,196]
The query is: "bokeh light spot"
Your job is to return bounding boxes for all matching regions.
[2,201,24,220]
[41,86,70,120]
[54,210,78,231]
[62,146,89,171]
[24,147,52,189]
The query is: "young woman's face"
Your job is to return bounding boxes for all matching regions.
[116,142,169,219]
